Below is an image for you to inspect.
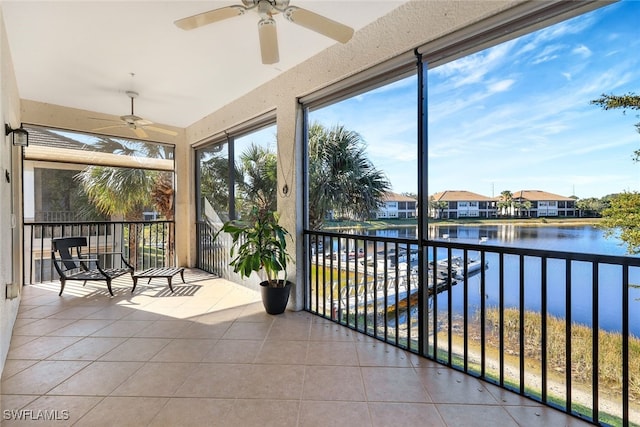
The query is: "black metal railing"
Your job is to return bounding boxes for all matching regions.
[304,229,639,427]
[24,220,175,284]
[196,220,228,275]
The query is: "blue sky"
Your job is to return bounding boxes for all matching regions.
[310,1,640,199]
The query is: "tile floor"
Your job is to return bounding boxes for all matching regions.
[1,270,591,426]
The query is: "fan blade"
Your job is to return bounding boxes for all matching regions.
[284,6,353,43]
[92,125,125,132]
[258,18,279,64]
[144,126,178,137]
[174,5,246,30]
[133,127,148,139]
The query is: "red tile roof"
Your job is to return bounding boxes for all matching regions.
[431,190,494,202]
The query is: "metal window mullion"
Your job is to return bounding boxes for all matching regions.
[541,257,548,403]
[565,259,573,412]
[592,262,599,423]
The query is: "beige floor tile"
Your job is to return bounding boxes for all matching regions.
[221,321,273,340]
[46,319,116,337]
[406,351,440,368]
[237,302,273,322]
[0,360,38,380]
[120,310,166,321]
[361,367,430,403]
[83,305,136,320]
[306,341,359,366]
[2,275,600,427]
[175,363,251,398]
[504,405,594,426]
[48,361,143,395]
[267,318,311,341]
[482,381,543,406]
[98,337,171,362]
[355,341,412,367]
[415,367,500,405]
[134,319,193,338]
[224,399,300,427]
[309,322,356,341]
[7,335,37,350]
[11,317,40,329]
[150,338,216,362]
[8,336,81,360]
[2,361,90,395]
[47,306,104,319]
[240,364,306,399]
[12,318,77,336]
[436,403,519,427]
[299,401,372,427]
[180,320,232,339]
[258,340,308,365]
[193,307,246,323]
[148,397,235,426]
[48,337,125,361]
[201,339,263,363]
[74,396,168,427]
[89,320,155,337]
[16,305,66,320]
[369,402,447,427]
[302,366,365,401]
[111,362,197,397]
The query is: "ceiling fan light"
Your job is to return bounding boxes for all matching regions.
[258,18,279,64]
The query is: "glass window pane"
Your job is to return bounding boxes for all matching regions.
[197,142,229,223]
[307,75,418,232]
[233,124,277,218]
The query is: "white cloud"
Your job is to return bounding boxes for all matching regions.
[487,79,514,94]
[572,44,592,58]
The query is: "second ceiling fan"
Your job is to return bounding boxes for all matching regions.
[174,0,354,64]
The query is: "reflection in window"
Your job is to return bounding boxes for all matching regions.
[196,123,277,224]
[197,142,229,223]
[233,125,277,218]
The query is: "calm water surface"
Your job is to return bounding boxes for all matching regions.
[360,225,640,336]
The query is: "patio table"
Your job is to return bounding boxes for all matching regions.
[132,267,185,293]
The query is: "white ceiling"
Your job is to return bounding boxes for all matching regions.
[1,1,407,128]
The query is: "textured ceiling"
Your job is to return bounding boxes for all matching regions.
[2,1,407,128]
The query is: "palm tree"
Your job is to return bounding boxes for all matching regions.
[75,137,175,265]
[498,190,514,217]
[234,143,277,217]
[307,122,391,229]
[429,197,448,219]
[199,147,231,221]
[76,166,153,220]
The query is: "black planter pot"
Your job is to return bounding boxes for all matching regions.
[260,280,292,315]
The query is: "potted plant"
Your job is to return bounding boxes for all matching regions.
[217,207,292,314]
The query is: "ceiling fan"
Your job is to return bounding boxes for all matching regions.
[174,0,354,64]
[92,91,178,139]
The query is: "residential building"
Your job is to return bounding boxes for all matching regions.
[430,190,496,219]
[376,191,417,219]
[512,190,577,217]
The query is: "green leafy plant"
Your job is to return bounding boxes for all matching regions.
[217,207,291,287]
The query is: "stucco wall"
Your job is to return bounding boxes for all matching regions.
[0,6,24,379]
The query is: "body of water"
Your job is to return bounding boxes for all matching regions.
[362,224,640,336]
